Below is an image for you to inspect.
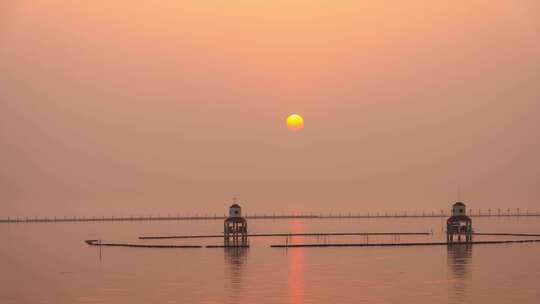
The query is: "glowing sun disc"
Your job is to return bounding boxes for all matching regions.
[286,114,304,132]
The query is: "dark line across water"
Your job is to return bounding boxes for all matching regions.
[84,240,201,248]
[139,232,431,239]
[270,239,540,248]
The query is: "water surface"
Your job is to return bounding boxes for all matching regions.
[2,217,540,304]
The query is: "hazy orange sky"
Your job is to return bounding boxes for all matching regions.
[1,1,539,217]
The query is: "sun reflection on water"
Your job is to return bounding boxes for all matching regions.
[288,220,305,304]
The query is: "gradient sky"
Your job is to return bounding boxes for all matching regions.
[1,1,539,217]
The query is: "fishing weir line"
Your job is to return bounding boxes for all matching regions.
[84,240,248,249]
[269,239,540,248]
[84,240,202,248]
[139,232,432,240]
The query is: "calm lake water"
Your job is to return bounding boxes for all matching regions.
[2,217,540,304]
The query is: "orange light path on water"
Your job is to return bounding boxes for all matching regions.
[288,220,305,304]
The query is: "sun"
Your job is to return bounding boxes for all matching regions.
[286,114,304,132]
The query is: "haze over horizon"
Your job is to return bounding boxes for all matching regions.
[1,1,539,217]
